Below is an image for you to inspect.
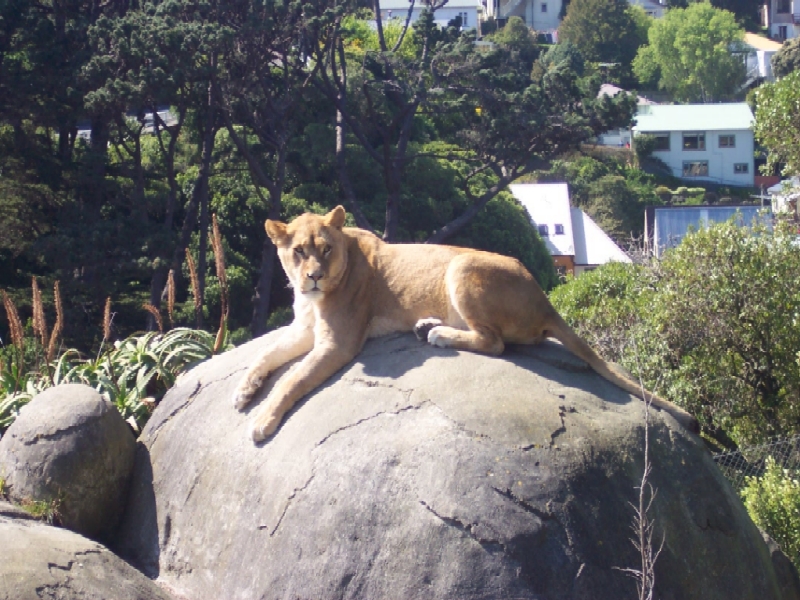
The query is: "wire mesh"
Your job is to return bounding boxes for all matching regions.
[713,434,800,491]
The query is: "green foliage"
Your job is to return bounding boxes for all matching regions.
[538,153,661,240]
[754,70,800,177]
[772,37,800,78]
[741,457,800,566]
[488,17,540,70]
[559,0,648,83]
[550,219,800,446]
[633,3,746,101]
[0,328,219,434]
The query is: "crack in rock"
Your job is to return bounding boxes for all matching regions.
[21,413,107,446]
[264,473,316,537]
[146,380,202,444]
[313,402,427,449]
[491,486,557,523]
[418,500,503,552]
[549,405,574,449]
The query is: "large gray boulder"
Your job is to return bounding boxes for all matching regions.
[0,383,136,541]
[0,500,174,600]
[115,331,797,600]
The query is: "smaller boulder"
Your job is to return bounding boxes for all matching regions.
[0,384,136,541]
[0,503,174,600]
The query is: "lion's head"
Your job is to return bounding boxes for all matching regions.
[265,206,349,300]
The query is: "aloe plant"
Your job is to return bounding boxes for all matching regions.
[0,328,223,435]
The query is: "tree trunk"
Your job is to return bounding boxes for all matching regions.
[250,200,282,338]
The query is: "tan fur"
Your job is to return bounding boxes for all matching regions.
[233,206,699,442]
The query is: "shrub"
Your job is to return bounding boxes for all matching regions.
[0,328,220,434]
[741,457,800,567]
[550,219,800,446]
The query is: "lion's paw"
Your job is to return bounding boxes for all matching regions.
[414,318,443,341]
[427,326,451,348]
[232,375,263,410]
[251,411,281,443]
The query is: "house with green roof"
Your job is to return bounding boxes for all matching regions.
[632,103,755,187]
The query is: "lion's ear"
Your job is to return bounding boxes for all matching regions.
[265,219,288,244]
[325,205,346,230]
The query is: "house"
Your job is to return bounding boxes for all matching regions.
[644,204,770,257]
[510,183,632,276]
[768,177,800,217]
[742,32,783,83]
[628,0,667,19]
[484,0,562,34]
[632,103,755,187]
[378,0,480,29]
[595,83,657,147]
[762,0,800,40]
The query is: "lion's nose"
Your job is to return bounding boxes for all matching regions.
[307,272,323,282]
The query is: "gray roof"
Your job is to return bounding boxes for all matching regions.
[633,103,754,132]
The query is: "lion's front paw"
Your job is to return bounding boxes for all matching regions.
[427,326,451,348]
[414,318,443,341]
[232,375,264,410]
[250,409,282,443]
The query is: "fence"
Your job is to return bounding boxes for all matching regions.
[713,434,800,491]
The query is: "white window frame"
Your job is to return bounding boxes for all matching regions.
[734,163,749,174]
[683,160,709,177]
[683,132,706,151]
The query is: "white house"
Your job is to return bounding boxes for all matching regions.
[510,183,632,276]
[595,83,657,147]
[378,0,480,29]
[628,0,667,18]
[632,103,755,187]
[743,32,783,82]
[768,177,800,216]
[762,0,800,40]
[484,0,562,33]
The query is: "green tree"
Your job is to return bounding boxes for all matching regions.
[772,37,800,78]
[633,3,746,102]
[754,70,800,177]
[487,16,539,71]
[550,220,800,447]
[559,0,648,83]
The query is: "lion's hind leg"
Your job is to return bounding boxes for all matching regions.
[426,323,505,355]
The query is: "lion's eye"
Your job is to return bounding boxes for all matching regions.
[323,245,332,256]
[294,247,306,258]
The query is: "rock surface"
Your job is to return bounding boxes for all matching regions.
[0,383,136,541]
[115,331,796,600]
[0,500,174,600]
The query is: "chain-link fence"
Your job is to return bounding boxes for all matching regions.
[713,434,800,491]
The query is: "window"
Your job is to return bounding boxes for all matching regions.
[683,132,706,150]
[734,163,749,174]
[541,2,548,11]
[537,224,549,236]
[779,25,789,40]
[652,133,670,151]
[719,135,735,148]
[778,0,790,14]
[554,224,565,235]
[683,161,709,177]
[459,11,468,26]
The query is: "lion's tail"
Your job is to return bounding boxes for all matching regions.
[546,313,699,433]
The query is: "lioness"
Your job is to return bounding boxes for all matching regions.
[233,206,698,442]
